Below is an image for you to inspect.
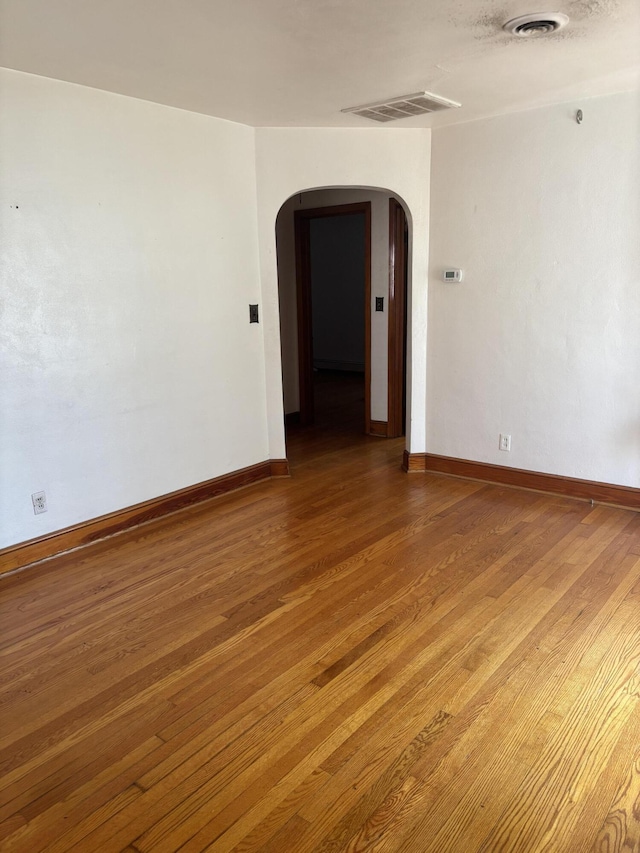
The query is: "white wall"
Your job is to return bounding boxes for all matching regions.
[428,91,640,487]
[276,188,391,419]
[3,70,632,556]
[255,128,432,460]
[0,69,268,549]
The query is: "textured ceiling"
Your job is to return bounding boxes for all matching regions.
[0,0,638,127]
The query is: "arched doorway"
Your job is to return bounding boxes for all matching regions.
[275,187,410,444]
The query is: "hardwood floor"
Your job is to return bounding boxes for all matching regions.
[1,397,639,851]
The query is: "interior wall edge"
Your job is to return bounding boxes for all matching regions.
[403,451,640,510]
[0,459,288,576]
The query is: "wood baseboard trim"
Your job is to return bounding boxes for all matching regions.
[0,459,289,575]
[284,411,301,426]
[402,451,640,509]
[369,420,389,438]
[402,450,426,473]
[269,459,290,478]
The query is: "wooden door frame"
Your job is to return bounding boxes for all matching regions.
[387,198,408,438]
[294,202,372,432]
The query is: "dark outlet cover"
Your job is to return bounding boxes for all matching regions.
[249,304,259,323]
[375,297,384,312]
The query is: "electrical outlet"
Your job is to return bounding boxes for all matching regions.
[499,434,512,452]
[32,491,47,514]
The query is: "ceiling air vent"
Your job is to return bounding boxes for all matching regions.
[342,91,461,123]
[503,12,569,36]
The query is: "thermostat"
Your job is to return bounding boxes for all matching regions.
[443,269,463,282]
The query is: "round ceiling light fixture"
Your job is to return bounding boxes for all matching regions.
[503,12,569,36]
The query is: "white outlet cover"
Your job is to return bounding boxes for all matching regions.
[499,434,512,452]
[31,490,47,514]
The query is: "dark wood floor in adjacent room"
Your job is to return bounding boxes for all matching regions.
[1,379,639,852]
